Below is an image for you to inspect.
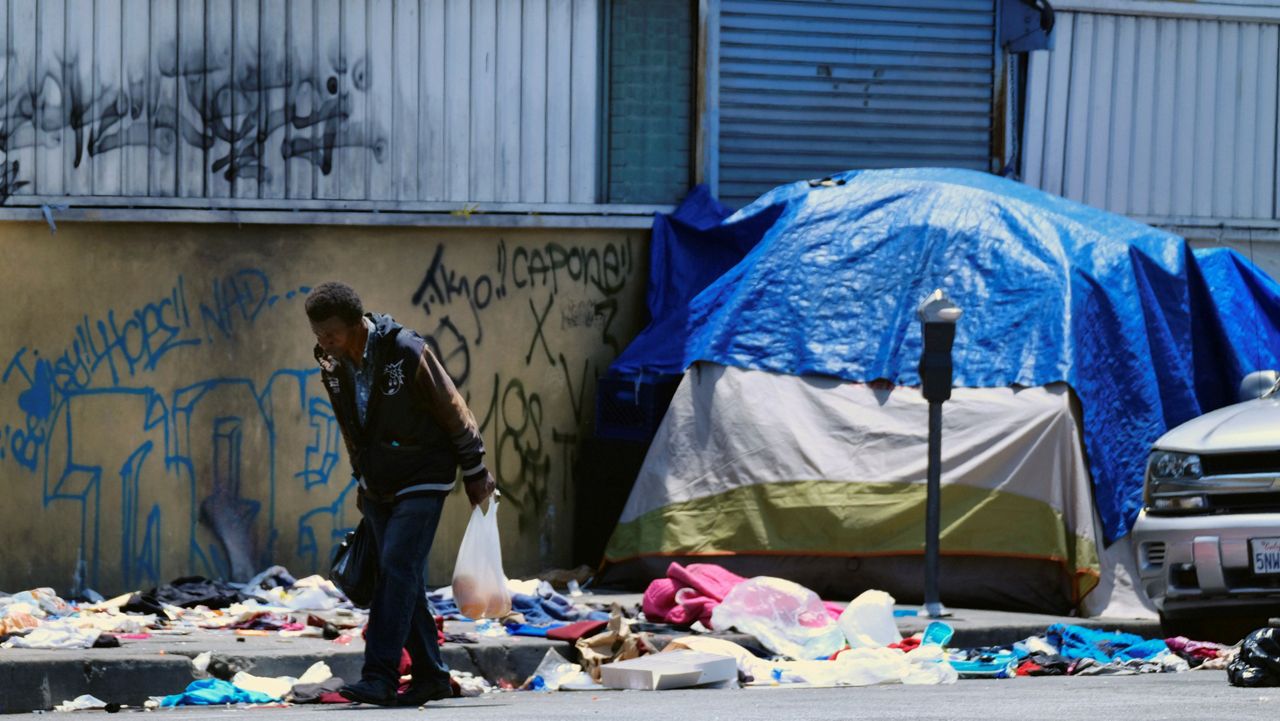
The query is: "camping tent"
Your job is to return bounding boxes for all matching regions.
[600,168,1280,615]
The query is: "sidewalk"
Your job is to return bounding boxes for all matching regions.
[0,591,1161,714]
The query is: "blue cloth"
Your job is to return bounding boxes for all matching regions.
[624,168,1280,541]
[1046,624,1168,663]
[504,621,569,637]
[159,679,277,707]
[609,185,746,376]
[509,586,611,626]
[362,494,450,690]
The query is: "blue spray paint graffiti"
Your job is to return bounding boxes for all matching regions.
[0,271,354,593]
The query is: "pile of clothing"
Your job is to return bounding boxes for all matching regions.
[0,566,369,650]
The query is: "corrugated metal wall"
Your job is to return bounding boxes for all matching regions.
[716,0,997,207]
[1022,8,1280,224]
[0,0,601,208]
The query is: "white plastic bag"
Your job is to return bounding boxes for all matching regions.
[451,499,511,619]
[708,576,845,660]
[838,590,902,649]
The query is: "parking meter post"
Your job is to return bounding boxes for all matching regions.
[917,290,961,620]
[925,400,944,619]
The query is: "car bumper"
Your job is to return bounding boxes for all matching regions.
[1131,509,1280,618]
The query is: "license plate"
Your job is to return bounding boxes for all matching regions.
[1252,537,1280,575]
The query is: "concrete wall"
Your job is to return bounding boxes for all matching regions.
[0,221,648,596]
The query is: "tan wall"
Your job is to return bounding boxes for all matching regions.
[0,221,648,596]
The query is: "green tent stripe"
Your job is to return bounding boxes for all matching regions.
[605,480,1099,578]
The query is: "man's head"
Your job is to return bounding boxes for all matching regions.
[306,282,365,361]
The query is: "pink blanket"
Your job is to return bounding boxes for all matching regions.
[641,562,845,629]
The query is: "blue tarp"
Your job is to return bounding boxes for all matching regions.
[609,185,748,377]
[616,168,1280,542]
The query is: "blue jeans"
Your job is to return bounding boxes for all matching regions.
[361,493,450,690]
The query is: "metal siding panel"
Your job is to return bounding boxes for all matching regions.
[205,0,233,198]
[1040,12,1074,196]
[1063,13,1093,202]
[284,0,316,200]
[8,0,37,198]
[314,0,343,200]
[234,0,260,199]
[65,0,95,196]
[1171,19,1199,216]
[1105,16,1136,213]
[1234,22,1260,219]
[1149,17,1177,217]
[339,0,367,199]
[149,0,178,197]
[35,0,65,196]
[94,0,124,195]
[444,0,470,201]
[391,0,420,201]
[121,0,151,197]
[1212,22,1238,218]
[1259,26,1278,219]
[1020,51,1049,188]
[1128,17,1159,216]
[367,0,394,200]
[569,0,597,203]
[421,0,447,200]
[470,0,497,201]
[519,0,547,202]
[495,0,522,202]
[1187,22,1218,220]
[258,0,288,199]
[545,0,572,203]
[176,0,206,198]
[717,0,996,205]
[1084,14,1115,208]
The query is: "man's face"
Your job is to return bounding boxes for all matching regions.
[311,316,362,362]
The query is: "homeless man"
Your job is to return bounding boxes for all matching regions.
[306,281,496,706]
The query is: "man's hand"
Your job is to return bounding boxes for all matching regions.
[464,470,496,506]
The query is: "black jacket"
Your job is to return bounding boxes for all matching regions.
[315,313,487,503]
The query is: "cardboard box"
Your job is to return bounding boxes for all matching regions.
[599,651,738,691]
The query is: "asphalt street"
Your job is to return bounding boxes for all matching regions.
[121,672,1276,721]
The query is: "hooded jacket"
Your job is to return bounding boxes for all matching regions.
[315,313,487,503]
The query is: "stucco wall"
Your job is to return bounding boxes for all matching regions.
[0,221,648,596]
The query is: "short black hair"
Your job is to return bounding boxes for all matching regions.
[305,282,364,325]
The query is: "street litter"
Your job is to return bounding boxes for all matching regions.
[600,650,738,690]
[710,576,846,661]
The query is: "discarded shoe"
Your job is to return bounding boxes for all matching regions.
[338,679,396,706]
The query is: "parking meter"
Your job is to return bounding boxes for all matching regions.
[918,289,962,401]
[916,289,962,618]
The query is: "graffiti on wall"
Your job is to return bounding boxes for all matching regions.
[0,270,355,592]
[0,45,386,204]
[409,238,636,548]
[0,236,639,593]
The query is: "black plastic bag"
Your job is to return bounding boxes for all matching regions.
[1227,627,1280,687]
[331,519,377,608]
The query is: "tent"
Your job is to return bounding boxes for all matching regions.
[600,168,1280,615]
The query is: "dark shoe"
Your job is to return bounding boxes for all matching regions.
[338,679,397,706]
[396,680,454,706]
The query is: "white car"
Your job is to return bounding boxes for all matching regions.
[1132,373,1280,629]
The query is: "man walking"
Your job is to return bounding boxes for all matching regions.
[305,281,495,706]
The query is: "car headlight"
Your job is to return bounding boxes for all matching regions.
[1148,450,1203,481]
[1144,450,1205,510]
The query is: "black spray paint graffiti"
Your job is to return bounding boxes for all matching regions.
[0,48,386,203]
[410,239,633,384]
[409,239,637,539]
